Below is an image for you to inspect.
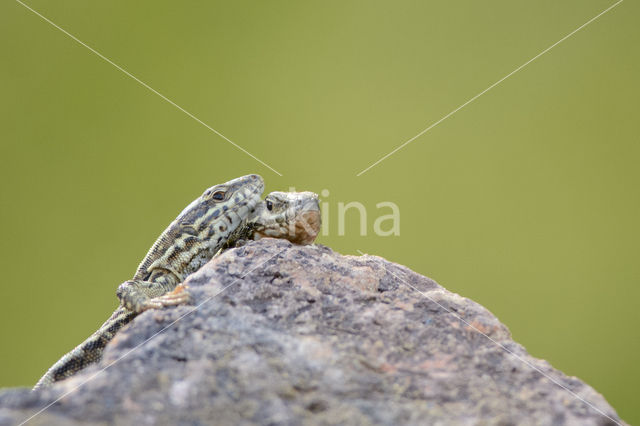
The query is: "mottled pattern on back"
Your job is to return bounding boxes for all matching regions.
[33,175,264,389]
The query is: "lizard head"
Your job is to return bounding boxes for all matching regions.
[176,174,265,238]
[200,174,264,207]
[252,191,321,245]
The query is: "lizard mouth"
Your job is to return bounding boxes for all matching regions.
[291,209,321,245]
[285,194,321,245]
[254,194,321,245]
[235,174,265,214]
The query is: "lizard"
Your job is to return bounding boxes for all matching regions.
[221,190,321,249]
[34,181,322,389]
[33,174,265,389]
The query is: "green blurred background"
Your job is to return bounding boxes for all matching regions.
[1,0,638,422]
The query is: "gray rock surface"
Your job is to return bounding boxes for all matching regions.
[0,239,625,425]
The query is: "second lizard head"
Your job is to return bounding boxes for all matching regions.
[251,191,321,245]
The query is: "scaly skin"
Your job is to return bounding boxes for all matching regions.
[34,174,264,389]
[223,191,321,249]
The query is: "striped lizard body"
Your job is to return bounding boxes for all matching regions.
[34,174,264,389]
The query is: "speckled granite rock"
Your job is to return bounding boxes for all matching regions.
[0,239,625,425]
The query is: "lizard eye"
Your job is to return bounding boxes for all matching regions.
[212,191,226,201]
[266,200,273,211]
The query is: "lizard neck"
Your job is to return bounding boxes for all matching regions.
[133,175,263,282]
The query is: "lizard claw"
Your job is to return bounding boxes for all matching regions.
[141,284,192,311]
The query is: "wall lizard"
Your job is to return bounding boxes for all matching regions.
[34,178,322,389]
[34,174,265,389]
[223,190,321,249]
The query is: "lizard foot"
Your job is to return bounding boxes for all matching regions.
[141,284,192,311]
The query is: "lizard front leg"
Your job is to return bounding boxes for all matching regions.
[116,280,192,313]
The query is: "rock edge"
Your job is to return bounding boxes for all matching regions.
[0,239,625,425]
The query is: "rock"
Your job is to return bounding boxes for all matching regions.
[0,239,625,425]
